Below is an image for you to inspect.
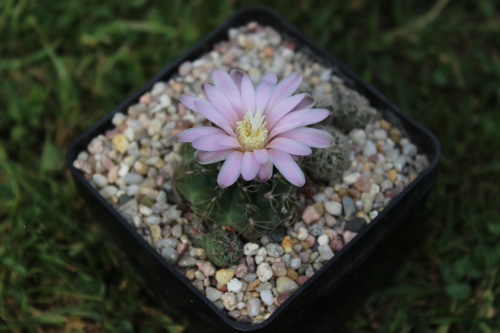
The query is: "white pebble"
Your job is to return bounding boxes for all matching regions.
[99,186,117,198]
[160,94,172,108]
[297,227,309,241]
[227,278,243,293]
[343,172,361,185]
[260,289,274,306]
[256,263,273,282]
[318,245,334,260]
[317,234,330,246]
[205,287,223,302]
[92,173,108,188]
[244,242,259,256]
[246,298,261,317]
[325,201,342,216]
[363,140,377,157]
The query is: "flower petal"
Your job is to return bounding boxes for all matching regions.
[192,134,230,151]
[175,126,225,143]
[267,137,312,156]
[230,69,245,91]
[255,72,278,114]
[212,68,245,118]
[217,151,244,188]
[266,93,308,129]
[268,109,330,140]
[216,135,241,149]
[253,149,268,164]
[266,72,302,112]
[179,94,204,111]
[193,100,235,136]
[268,149,305,187]
[241,152,260,181]
[204,83,239,124]
[278,127,334,148]
[195,149,234,164]
[290,93,315,112]
[256,160,273,181]
[240,73,255,113]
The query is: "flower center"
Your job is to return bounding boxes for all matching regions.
[236,108,268,152]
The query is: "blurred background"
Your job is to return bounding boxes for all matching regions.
[1,0,499,332]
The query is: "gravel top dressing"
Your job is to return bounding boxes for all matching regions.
[73,22,429,325]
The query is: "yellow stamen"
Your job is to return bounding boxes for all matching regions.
[236,108,268,151]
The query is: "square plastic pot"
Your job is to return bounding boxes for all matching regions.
[67,6,441,332]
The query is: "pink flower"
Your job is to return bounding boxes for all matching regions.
[176,68,334,188]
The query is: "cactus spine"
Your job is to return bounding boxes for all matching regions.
[192,228,244,267]
[174,144,299,240]
[302,125,351,184]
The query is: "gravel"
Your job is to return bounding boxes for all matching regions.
[74,21,431,326]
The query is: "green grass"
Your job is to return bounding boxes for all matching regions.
[1,0,499,332]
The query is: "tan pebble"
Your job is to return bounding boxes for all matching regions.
[154,159,166,169]
[215,268,235,289]
[286,268,298,281]
[247,279,261,291]
[302,205,321,224]
[310,76,320,85]
[185,269,195,280]
[139,93,151,104]
[171,82,183,93]
[263,46,274,57]
[409,174,417,182]
[281,236,294,254]
[338,189,348,198]
[112,134,129,154]
[388,169,398,184]
[171,129,181,137]
[380,119,392,131]
[390,128,402,142]
[376,143,385,154]
[133,161,148,175]
[330,193,341,202]
[363,162,374,172]
[107,166,119,184]
[313,201,325,215]
[149,224,162,242]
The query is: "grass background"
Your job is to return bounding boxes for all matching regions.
[1,0,499,332]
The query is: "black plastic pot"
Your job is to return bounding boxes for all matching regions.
[67,6,441,332]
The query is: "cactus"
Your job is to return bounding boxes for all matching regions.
[327,86,377,132]
[302,125,351,183]
[173,144,300,240]
[192,228,244,267]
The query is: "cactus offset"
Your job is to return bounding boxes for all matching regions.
[174,144,299,240]
[302,125,351,183]
[193,228,243,267]
[327,87,377,132]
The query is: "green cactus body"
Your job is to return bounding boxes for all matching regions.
[303,125,351,183]
[328,88,377,131]
[193,228,243,267]
[174,144,299,240]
